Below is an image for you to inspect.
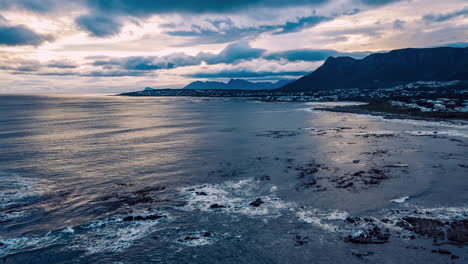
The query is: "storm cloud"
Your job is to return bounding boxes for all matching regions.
[0,24,54,46]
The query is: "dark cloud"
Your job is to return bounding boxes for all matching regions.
[165,14,350,45]
[265,49,370,61]
[265,49,338,61]
[80,70,148,77]
[358,0,402,5]
[0,23,54,46]
[0,0,63,13]
[92,41,265,70]
[76,14,123,37]
[46,60,78,68]
[199,41,265,64]
[90,41,371,74]
[273,15,331,34]
[184,70,310,79]
[393,19,405,30]
[85,0,329,16]
[423,7,468,23]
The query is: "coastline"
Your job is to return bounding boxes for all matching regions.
[314,102,468,122]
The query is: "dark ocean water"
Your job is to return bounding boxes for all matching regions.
[0,94,467,263]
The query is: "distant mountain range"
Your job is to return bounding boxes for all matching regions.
[281,47,468,92]
[184,79,294,90]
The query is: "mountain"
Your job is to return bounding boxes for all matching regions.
[184,79,294,90]
[280,47,468,92]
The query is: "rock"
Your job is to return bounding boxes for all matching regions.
[294,235,309,246]
[345,216,361,224]
[145,214,165,220]
[401,217,446,240]
[446,219,468,244]
[352,251,374,258]
[345,226,390,244]
[385,164,409,168]
[203,232,212,237]
[210,204,226,209]
[123,216,134,221]
[184,236,199,241]
[0,242,4,246]
[352,160,360,164]
[250,198,265,207]
[195,192,208,196]
[431,249,451,255]
[338,182,353,189]
[122,214,165,222]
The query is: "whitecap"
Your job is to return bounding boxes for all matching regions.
[391,196,410,203]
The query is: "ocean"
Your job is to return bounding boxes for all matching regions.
[0,94,467,263]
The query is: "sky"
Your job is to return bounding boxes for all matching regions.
[0,0,466,93]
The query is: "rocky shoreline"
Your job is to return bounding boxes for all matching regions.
[315,103,468,121]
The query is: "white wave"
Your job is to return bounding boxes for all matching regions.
[405,130,468,138]
[391,196,410,203]
[0,172,50,209]
[180,178,293,218]
[0,233,59,258]
[75,211,167,254]
[176,231,220,247]
[296,209,349,232]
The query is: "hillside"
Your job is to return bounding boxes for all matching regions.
[280,47,468,92]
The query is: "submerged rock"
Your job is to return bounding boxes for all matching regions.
[122,214,165,222]
[400,217,446,240]
[249,198,265,207]
[345,226,390,244]
[431,249,451,255]
[446,219,468,244]
[210,204,226,209]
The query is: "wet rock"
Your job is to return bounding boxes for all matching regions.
[133,185,166,196]
[0,242,4,246]
[352,171,365,177]
[352,251,374,258]
[385,164,409,168]
[195,192,208,196]
[446,219,468,244]
[431,249,451,255]
[345,226,390,244]
[144,214,165,220]
[123,216,134,222]
[400,217,446,240]
[345,216,361,224]
[210,204,226,209]
[294,235,309,246]
[122,214,165,222]
[337,182,353,189]
[249,198,265,207]
[203,232,212,237]
[352,160,360,164]
[184,236,199,241]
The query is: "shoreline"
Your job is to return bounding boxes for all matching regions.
[314,103,468,122]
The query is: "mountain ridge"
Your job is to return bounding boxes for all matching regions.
[184,79,294,90]
[280,47,468,92]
